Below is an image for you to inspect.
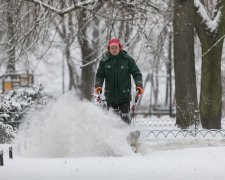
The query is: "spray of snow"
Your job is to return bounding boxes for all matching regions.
[15,92,134,157]
[194,0,221,33]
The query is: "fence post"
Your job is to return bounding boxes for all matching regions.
[9,147,13,159]
[0,150,3,166]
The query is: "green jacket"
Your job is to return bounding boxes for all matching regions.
[95,50,143,105]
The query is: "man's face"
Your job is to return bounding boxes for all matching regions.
[109,44,120,56]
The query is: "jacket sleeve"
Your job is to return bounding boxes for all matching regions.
[129,58,143,88]
[95,60,105,88]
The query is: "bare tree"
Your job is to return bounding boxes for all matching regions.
[5,0,16,72]
[173,0,199,128]
[76,1,104,100]
[0,0,53,73]
[55,1,80,92]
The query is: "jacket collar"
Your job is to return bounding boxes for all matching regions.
[102,50,128,62]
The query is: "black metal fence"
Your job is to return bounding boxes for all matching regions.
[0,146,13,166]
[146,129,225,138]
[132,119,225,138]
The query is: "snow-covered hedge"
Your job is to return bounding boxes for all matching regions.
[0,86,52,143]
[0,122,15,143]
[0,86,48,122]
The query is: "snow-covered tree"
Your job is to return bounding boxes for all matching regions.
[194,0,225,129]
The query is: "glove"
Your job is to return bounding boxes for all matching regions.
[95,87,102,94]
[136,86,144,94]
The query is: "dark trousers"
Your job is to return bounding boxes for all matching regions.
[107,102,131,124]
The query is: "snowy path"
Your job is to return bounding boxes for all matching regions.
[1,146,225,180]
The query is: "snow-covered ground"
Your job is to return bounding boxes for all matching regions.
[1,92,225,180]
[1,145,225,180]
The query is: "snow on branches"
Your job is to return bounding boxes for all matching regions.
[194,0,221,33]
[0,86,52,123]
[0,85,53,143]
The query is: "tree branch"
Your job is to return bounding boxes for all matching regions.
[25,0,61,14]
[25,0,146,21]
[201,33,225,57]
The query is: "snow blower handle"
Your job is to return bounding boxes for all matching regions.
[131,91,140,111]
[97,92,101,102]
[135,92,141,104]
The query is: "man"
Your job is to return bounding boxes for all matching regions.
[95,38,144,124]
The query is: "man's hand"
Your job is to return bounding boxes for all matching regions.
[136,86,144,94]
[95,87,102,94]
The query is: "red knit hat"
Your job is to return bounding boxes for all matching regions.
[108,38,123,51]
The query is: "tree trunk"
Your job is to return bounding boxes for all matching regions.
[77,10,99,100]
[165,31,173,107]
[67,13,79,91]
[173,0,199,128]
[80,43,96,100]
[65,42,77,91]
[194,1,225,129]
[6,0,16,72]
[200,39,222,129]
[56,3,80,93]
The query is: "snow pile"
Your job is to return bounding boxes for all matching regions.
[15,92,134,157]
